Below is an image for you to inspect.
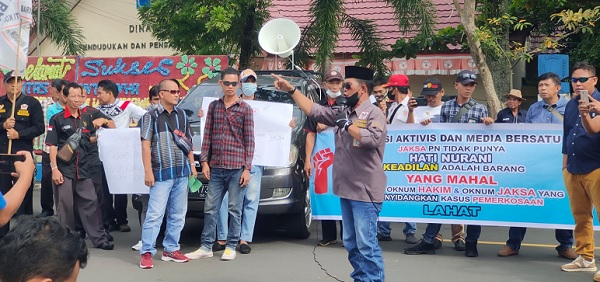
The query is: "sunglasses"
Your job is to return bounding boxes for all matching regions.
[571,76,596,83]
[160,89,180,94]
[458,73,477,80]
[151,97,160,101]
[222,81,238,87]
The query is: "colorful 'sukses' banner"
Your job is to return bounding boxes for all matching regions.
[310,123,598,230]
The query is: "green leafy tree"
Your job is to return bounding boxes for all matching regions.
[138,0,270,69]
[34,0,86,55]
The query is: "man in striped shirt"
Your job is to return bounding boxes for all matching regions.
[138,78,197,269]
[186,67,255,261]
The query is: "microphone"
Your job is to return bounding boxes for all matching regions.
[336,95,348,109]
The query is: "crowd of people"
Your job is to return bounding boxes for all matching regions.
[1,61,600,281]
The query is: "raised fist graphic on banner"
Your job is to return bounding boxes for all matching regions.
[313,148,334,194]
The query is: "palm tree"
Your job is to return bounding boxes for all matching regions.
[32,0,86,56]
[295,0,437,76]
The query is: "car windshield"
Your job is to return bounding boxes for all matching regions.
[177,73,312,137]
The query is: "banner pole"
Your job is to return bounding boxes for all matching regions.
[8,13,24,154]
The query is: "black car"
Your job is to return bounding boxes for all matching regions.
[177,70,322,239]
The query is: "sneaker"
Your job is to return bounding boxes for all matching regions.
[405,234,418,244]
[317,239,337,246]
[497,245,519,257]
[561,255,597,272]
[377,234,392,242]
[119,224,131,232]
[404,240,436,255]
[132,240,142,251]
[594,270,600,281]
[465,241,478,257]
[558,248,578,260]
[161,250,189,263]
[454,239,466,251]
[239,243,252,254]
[433,238,442,250]
[140,252,153,269]
[221,248,237,261]
[185,248,213,260]
[212,242,226,252]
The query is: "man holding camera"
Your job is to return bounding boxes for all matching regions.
[46,82,113,250]
[0,71,44,239]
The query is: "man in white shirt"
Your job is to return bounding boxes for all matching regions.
[414,77,445,124]
[96,79,147,233]
[383,74,415,124]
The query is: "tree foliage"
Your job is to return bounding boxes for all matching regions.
[34,0,86,56]
[138,0,270,68]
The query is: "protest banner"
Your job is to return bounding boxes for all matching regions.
[310,123,597,230]
[199,97,292,167]
[98,128,147,194]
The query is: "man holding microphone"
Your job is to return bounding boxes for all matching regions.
[272,66,387,282]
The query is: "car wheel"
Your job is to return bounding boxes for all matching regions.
[285,188,312,239]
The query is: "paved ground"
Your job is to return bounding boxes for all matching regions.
[16,189,600,281]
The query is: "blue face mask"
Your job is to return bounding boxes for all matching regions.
[241,83,257,96]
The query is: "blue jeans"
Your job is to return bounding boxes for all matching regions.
[341,198,384,282]
[200,168,245,250]
[140,176,188,255]
[377,221,416,237]
[506,227,573,251]
[422,223,443,244]
[217,166,263,242]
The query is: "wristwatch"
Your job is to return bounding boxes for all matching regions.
[287,87,297,95]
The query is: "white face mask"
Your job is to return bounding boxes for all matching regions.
[326,89,341,98]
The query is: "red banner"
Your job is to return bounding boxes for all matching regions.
[1,55,228,108]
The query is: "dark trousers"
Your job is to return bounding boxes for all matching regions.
[322,220,343,241]
[40,152,54,213]
[75,165,106,232]
[54,177,107,246]
[0,167,34,237]
[101,165,128,227]
[507,227,573,251]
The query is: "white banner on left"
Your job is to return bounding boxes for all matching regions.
[98,128,148,194]
[0,0,33,74]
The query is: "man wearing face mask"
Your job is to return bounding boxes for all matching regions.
[377,74,419,244]
[272,66,387,282]
[304,70,344,247]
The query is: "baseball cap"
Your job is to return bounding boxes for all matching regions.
[325,70,343,82]
[3,70,22,83]
[382,74,409,88]
[421,78,443,96]
[505,89,525,101]
[240,69,257,83]
[456,70,477,84]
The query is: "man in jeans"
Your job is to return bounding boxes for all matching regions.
[186,67,255,261]
[138,78,197,269]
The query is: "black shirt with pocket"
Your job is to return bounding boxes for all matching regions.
[46,107,95,179]
[0,93,45,153]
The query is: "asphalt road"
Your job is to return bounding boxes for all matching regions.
[18,190,600,282]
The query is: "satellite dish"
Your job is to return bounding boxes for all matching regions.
[258,18,301,59]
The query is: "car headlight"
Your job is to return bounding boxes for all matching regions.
[288,144,299,167]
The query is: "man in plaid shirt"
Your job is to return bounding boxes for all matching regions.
[439,70,493,258]
[186,67,255,261]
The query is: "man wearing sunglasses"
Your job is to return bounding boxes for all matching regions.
[561,62,600,280]
[497,72,575,260]
[272,66,387,282]
[97,79,148,234]
[438,70,493,258]
[187,67,255,262]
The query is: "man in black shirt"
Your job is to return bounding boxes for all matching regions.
[46,83,113,250]
[495,89,527,123]
[0,71,44,238]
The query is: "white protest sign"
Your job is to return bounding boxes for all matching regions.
[200,97,293,167]
[98,128,148,194]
